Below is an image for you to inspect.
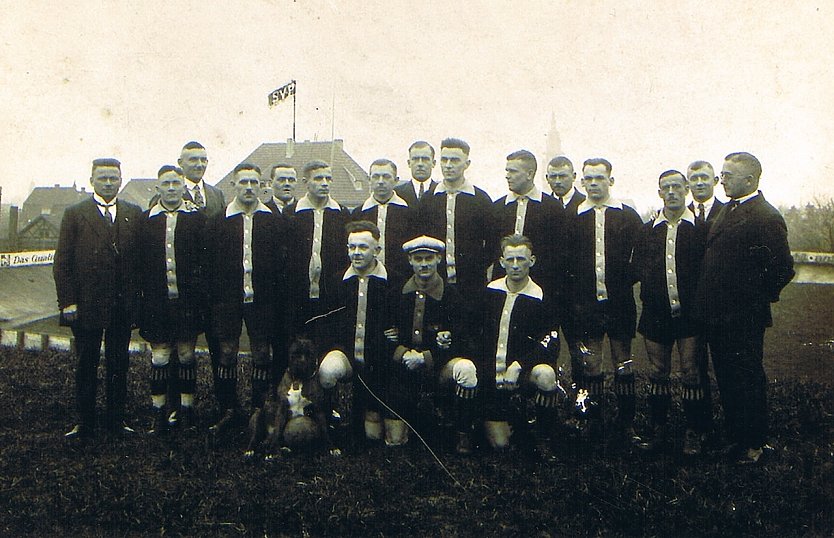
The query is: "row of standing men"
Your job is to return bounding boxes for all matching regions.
[53,139,794,463]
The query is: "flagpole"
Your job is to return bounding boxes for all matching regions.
[292,79,297,142]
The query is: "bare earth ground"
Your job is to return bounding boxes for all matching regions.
[0,283,832,536]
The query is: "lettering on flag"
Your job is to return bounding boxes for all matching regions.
[269,80,296,107]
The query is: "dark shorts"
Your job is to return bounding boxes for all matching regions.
[140,298,203,343]
[211,302,276,343]
[638,307,699,345]
[575,298,637,341]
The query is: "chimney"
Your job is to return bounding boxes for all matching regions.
[286,138,295,159]
[54,184,60,188]
[9,205,19,251]
[334,139,344,149]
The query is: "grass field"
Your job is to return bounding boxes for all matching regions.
[0,283,832,536]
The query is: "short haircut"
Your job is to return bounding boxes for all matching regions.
[157,165,184,178]
[440,137,470,156]
[182,141,205,152]
[506,149,537,175]
[408,141,435,159]
[500,233,534,255]
[725,152,762,180]
[303,159,330,179]
[370,158,397,177]
[346,220,381,241]
[658,169,686,186]
[233,162,261,178]
[583,157,612,175]
[687,160,714,176]
[91,158,121,174]
[548,155,574,170]
[270,163,297,179]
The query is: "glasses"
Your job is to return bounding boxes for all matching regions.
[720,171,750,180]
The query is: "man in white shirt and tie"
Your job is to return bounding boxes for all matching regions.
[395,141,438,208]
[686,160,724,224]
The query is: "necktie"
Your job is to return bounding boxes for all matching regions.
[697,203,705,222]
[556,196,565,210]
[192,185,205,207]
[97,202,115,224]
[418,181,425,200]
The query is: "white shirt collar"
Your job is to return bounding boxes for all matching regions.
[577,196,623,214]
[505,186,543,205]
[148,201,197,217]
[342,261,388,281]
[361,192,409,211]
[295,194,342,212]
[653,208,696,227]
[487,276,544,300]
[93,193,117,207]
[225,198,272,217]
[552,187,578,204]
[734,191,760,204]
[435,180,476,196]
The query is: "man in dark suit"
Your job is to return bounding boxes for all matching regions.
[686,160,724,223]
[544,155,585,387]
[54,158,143,439]
[545,155,586,214]
[694,152,794,464]
[178,141,226,215]
[685,159,725,439]
[395,141,438,208]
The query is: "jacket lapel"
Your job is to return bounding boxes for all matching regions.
[79,198,111,242]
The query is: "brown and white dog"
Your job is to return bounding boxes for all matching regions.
[245,337,339,459]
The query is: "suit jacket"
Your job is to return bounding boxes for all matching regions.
[53,197,143,330]
[688,198,725,223]
[693,192,794,329]
[395,179,438,208]
[551,189,586,217]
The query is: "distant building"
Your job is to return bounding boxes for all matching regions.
[20,184,87,228]
[119,178,157,210]
[17,214,61,250]
[215,139,369,209]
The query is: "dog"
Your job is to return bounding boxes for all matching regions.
[245,337,339,459]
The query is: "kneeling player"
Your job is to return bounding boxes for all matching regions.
[388,236,474,448]
[476,234,561,453]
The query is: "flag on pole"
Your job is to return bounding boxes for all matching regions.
[269,80,296,107]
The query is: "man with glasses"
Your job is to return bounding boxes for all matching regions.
[694,152,794,464]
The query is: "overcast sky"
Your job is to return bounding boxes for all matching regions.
[1,1,831,212]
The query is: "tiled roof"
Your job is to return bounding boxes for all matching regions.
[215,139,369,209]
[20,186,87,226]
[119,178,157,210]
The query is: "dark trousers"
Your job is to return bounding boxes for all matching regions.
[707,324,768,449]
[71,321,132,427]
